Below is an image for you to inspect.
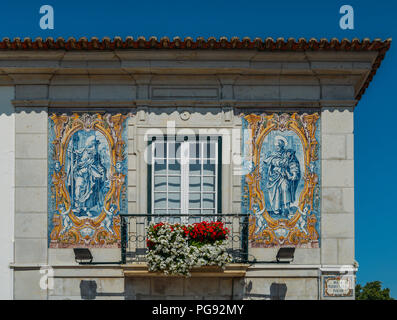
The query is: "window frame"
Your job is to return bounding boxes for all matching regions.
[147,135,222,217]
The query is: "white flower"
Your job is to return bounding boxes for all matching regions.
[146,222,232,276]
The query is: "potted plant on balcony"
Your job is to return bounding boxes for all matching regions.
[146,221,232,276]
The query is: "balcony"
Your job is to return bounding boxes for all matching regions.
[120,214,250,277]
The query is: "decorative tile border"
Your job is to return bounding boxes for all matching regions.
[48,113,129,248]
[241,112,321,248]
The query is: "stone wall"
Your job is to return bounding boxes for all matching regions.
[321,108,355,266]
[0,86,15,299]
[44,272,320,300]
[14,107,48,299]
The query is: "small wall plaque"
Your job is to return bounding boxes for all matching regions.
[323,276,354,297]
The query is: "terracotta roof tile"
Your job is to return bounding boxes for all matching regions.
[0,36,390,51]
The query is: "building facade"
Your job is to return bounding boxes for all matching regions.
[0,36,391,300]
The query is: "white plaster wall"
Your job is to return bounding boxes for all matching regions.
[0,86,15,299]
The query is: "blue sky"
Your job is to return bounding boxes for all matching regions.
[1,0,396,297]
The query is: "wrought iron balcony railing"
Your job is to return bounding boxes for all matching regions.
[120,214,249,264]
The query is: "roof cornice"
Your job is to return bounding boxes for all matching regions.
[0,36,391,104]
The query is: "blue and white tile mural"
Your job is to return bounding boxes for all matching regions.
[48,113,129,248]
[65,130,111,218]
[241,113,321,248]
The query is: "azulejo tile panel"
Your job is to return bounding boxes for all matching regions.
[241,113,321,248]
[48,113,129,248]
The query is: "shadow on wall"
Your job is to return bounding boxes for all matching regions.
[80,281,97,300]
[270,283,288,300]
[245,280,288,300]
[80,280,125,300]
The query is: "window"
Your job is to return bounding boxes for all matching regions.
[148,136,221,221]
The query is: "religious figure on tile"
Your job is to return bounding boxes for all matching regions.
[263,137,301,217]
[66,132,108,218]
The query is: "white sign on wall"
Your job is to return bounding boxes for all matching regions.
[323,276,354,297]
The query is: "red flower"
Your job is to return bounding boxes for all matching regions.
[146,239,155,249]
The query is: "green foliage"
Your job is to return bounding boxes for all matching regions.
[355,281,394,300]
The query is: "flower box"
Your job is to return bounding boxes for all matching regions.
[146,221,233,277]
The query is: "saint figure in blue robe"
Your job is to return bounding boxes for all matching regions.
[263,139,301,216]
[66,132,107,217]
